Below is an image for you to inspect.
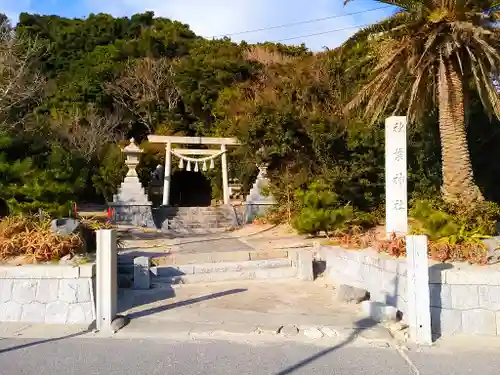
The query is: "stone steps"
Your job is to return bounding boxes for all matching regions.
[151,249,292,266]
[118,249,298,287]
[152,258,292,277]
[156,205,238,233]
[166,219,233,227]
[151,267,298,285]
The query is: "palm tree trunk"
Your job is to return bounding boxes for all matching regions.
[438,59,483,203]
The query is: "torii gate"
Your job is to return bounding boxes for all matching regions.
[147,135,240,206]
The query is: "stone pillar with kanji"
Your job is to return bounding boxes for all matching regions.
[385,116,408,236]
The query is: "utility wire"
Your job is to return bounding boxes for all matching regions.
[212,5,392,38]
[273,23,372,42]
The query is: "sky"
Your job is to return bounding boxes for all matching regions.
[0,0,396,51]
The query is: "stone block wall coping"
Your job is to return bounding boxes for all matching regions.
[318,245,500,286]
[0,263,95,280]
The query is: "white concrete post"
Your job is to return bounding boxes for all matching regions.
[96,229,117,332]
[385,116,408,236]
[221,143,230,205]
[162,142,172,206]
[406,235,432,345]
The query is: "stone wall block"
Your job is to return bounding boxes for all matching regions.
[396,275,407,298]
[343,259,363,283]
[79,264,96,278]
[366,267,386,302]
[36,279,59,304]
[12,280,38,304]
[0,279,13,303]
[428,266,446,284]
[450,285,480,309]
[21,302,46,323]
[462,309,497,336]
[0,300,22,321]
[478,285,500,311]
[58,280,78,303]
[429,284,452,309]
[446,269,500,285]
[381,271,398,297]
[80,302,95,322]
[496,312,500,336]
[431,307,462,336]
[362,250,382,267]
[67,304,87,324]
[338,248,355,261]
[381,258,400,274]
[0,265,80,279]
[396,262,407,277]
[326,255,346,275]
[76,279,92,303]
[45,301,69,324]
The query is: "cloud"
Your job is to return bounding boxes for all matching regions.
[0,0,32,22]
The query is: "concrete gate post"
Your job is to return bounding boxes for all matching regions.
[96,229,117,332]
[163,141,172,206]
[221,143,230,205]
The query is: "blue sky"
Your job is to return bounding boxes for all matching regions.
[0,0,396,50]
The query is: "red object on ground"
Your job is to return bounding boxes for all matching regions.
[106,207,113,224]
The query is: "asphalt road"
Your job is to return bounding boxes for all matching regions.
[0,336,498,375]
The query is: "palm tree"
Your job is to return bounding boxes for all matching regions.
[345,0,500,204]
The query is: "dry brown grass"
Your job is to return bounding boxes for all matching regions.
[244,46,294,65]
[329,227,377,249]
[0,215,84,263]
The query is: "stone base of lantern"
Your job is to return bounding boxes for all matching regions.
[243,201,276,224]
[109,203,155,228]
[109,172,155,228]
[243,165,276,224]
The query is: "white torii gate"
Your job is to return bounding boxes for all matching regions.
[147,135,240,206]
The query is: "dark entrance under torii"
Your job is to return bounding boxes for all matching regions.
[169,171,212,207]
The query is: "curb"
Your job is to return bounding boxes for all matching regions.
[110,319,395,347]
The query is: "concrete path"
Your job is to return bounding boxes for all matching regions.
[116,279,394,344]
[118,224,315,255]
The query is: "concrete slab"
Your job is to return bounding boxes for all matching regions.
[0,322,93,339]
[118,224,313,257]
[115,280,392,344]
[0,322,31,337]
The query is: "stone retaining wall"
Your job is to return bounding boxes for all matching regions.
[319,246,500,336]
[0,264,96,325]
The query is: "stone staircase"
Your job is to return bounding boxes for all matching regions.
[155,206,240,234]
[118,248,300,288]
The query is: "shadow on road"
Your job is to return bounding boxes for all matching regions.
[274,317,378,375]
[0,326,93,355]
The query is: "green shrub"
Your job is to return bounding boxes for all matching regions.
[292,181,378,236]
[410,199,499,240]
[409,199,500,264]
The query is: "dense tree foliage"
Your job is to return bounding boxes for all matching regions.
[1,10,499,221]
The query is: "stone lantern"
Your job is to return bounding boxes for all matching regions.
[123,138,142,178]
[244,147,276,223]
[109,138,154,227]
